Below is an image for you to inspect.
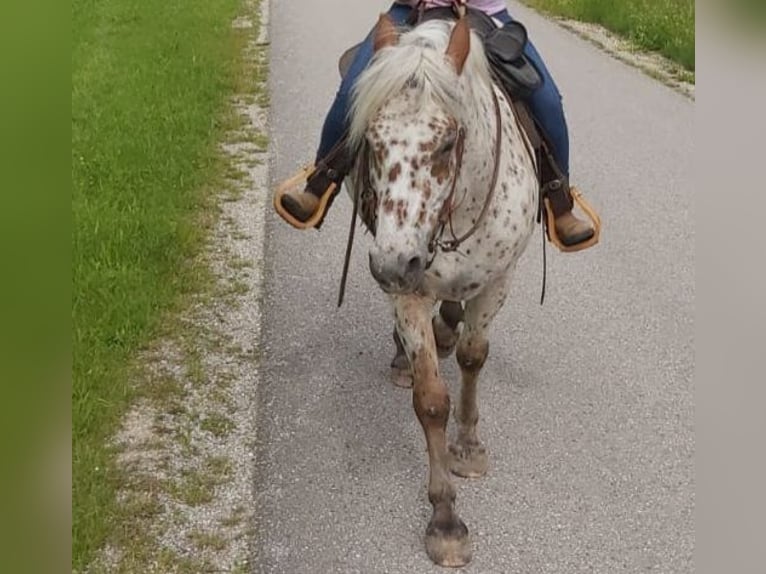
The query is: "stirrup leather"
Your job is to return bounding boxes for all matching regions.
[273,165,338,230]
[543,186,602,253]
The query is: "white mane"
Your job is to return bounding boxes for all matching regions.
[348,20,493,152]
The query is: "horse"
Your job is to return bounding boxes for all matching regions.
[345,14,539,568]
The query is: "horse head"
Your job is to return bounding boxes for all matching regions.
[351,16,472,295]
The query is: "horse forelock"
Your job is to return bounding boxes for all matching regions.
[348,21,491,153]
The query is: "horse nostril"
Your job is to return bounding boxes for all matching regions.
[407,255,423,275]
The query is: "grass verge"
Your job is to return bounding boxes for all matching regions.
[72,0,246,567]
[521,0,695,72]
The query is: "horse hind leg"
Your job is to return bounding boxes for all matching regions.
[449,277,510,479]
[390,328,412,388]
[433,300,464,358]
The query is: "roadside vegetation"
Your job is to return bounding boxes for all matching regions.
[523,0,695,72]
[72,0,246,568]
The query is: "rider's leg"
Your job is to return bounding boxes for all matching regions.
[491,9,594,247]
[280,3,412,224]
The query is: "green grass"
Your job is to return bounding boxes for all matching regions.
[523,0,695,72]
[72,0,246,568]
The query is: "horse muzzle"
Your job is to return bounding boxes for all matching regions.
[368,248,426,295]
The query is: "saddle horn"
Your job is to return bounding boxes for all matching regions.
[445,17,470,75]
[374,13,399,52]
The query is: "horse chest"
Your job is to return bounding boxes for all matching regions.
[423,268,492,300]
[422,244,515,300]
[422,202,535,300]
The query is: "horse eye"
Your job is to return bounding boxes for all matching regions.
[436,134,457,156]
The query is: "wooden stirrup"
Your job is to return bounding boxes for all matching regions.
[544,187,602,253]
[272,165,338,230]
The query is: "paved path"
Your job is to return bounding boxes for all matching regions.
[255,1,694,572]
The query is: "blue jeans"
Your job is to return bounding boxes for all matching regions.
[316,3,571,177]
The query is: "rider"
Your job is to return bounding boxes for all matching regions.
[278,0,595,249]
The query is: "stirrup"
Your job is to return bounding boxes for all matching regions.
[544,186,602,253]
[273,164,338,230]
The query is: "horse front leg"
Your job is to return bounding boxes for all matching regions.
[392,294,472,568]
[449,276,510,479]
[390,300,463,388]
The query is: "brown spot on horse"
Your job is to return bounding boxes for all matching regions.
[431,159,450,184]
[388,163,402,183]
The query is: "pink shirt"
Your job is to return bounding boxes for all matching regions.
[396,0,508,16]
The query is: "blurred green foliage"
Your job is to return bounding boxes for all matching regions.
[524,0,695,71]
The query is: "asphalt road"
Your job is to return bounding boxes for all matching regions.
[255,1,694,572]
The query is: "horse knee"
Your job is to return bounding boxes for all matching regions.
[413,386,450,426]
[457,339,489,373]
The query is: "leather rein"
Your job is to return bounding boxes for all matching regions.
[429,85,503,259]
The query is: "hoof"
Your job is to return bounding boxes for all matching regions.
[436,342,457,359]
[425,518,472,567]
[390,346,412,388]
[391,366,413,388]
[433,315,459,359]
[449,442,489,478]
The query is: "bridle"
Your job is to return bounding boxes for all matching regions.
[337,40,540,306]
[427,85,504,263]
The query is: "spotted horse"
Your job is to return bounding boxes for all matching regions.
[338,14,543,567]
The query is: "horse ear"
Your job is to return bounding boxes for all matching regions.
[373,13,399,52]
[445,17,470,75]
